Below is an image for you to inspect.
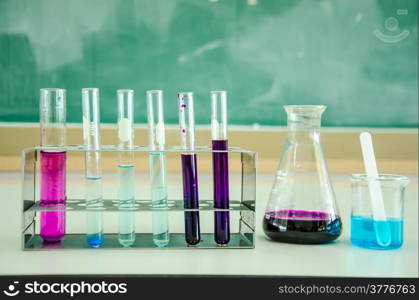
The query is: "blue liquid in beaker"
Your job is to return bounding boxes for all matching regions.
[350,216,403,250]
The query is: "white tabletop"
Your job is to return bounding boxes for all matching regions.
[0,173,417,277]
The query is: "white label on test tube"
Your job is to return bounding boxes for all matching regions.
[211,119,220,140]
[156,121,165,146]
[82,116,90,142]
[118,118,132,142]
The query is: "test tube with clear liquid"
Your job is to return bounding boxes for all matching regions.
[117,89,136,247]
[82,88,104,248]
[178,92,201,245]
[211,90,230,245]
[147,90,169,247]
[39,88,67,243]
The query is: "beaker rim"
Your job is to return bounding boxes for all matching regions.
[351,173,410,184]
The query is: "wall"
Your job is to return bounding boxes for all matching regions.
[0,0,418,126]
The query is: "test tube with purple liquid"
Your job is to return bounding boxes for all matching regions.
[211,90,230,245]
[178,92,200,245]
[39,88,67,243]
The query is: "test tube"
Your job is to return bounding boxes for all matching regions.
[178,92,201,245]
[117,89,136,247]
[39,88,66,243]
[147,90,169,247]
[82,88,104,248]
[211,90,230,245]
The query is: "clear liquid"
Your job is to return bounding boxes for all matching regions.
[149,153,169,247]
[351,216,403,250]
[86,177,104,248]
[118,165,135,247]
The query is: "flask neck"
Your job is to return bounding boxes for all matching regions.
[287,123,320,143]
[284,105,325,143]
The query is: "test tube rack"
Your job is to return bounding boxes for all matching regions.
[21,146,256,250]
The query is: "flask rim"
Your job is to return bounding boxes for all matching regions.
[283,105,326,113]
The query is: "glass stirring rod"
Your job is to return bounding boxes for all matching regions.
[211,90,230,245]
[117,89,136,247]
[146,90,169,247]
[178,92,201,245]
[82,88,104,248]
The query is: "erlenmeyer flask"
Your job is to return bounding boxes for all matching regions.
[263,105,342,244]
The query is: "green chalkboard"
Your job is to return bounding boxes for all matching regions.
[0,0,417,127]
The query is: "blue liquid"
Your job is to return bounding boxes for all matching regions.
[118,165,136,247]
[87,233,104,248]
[86,177,104,248]
[351,216,403,250]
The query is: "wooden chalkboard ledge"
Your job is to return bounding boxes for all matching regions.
[0,125,417,174]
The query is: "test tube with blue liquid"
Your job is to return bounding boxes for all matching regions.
[178,92,201,245]
[146,90,169,247]
[82,88,104,248]
[117,89,136,247]
[211,90,230,245]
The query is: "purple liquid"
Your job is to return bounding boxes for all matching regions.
[263,210,342,244]
[212,140,230,245]
[181,154,201,245]
[40,151,66,242]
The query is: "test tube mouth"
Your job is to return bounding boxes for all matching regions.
[39,88,67,147]
[39,88,66,104]
[40,88,66,92]
[178,92,195,150]
[211,90,228,141]
[147,89,165,149]
[211,90,227,94]
[351,174,410,184]
[147,90,163,95]
[82,88,99,100]
[117,89,134,93]
[178,92,193,96]
[40,88,66,102]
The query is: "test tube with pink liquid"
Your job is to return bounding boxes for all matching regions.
[39,88,67,243]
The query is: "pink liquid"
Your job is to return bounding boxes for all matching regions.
[263,210,342,244]
[40,151,66,242]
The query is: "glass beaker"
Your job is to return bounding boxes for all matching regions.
[263,105,342,244]
[350,174,409,250]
